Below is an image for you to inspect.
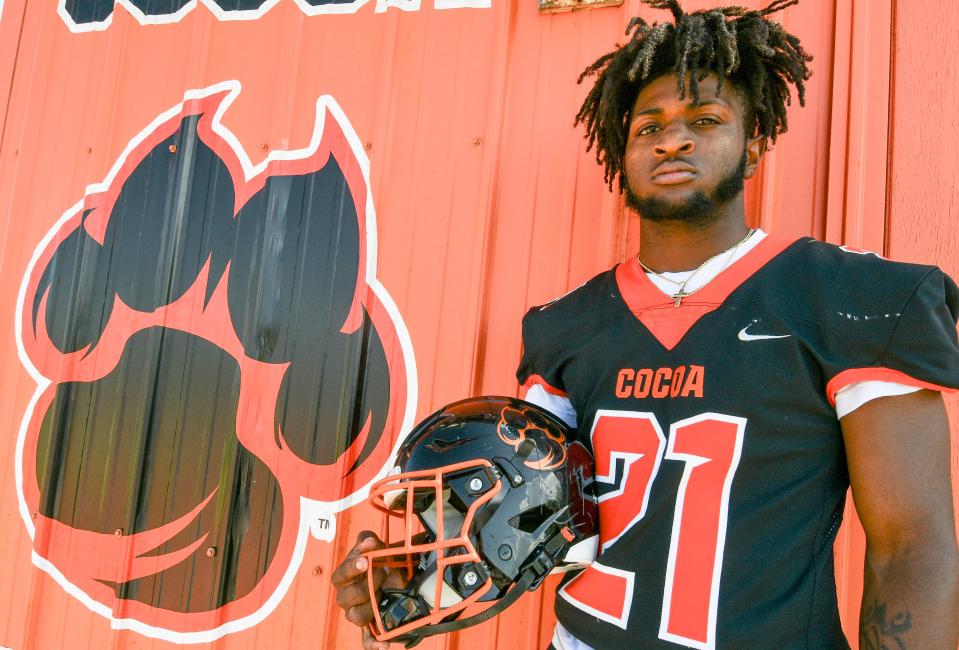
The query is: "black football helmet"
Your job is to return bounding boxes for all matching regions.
[362,396,597,647]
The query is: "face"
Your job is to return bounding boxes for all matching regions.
[622,73,765,225]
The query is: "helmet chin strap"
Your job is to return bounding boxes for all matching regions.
[396,565,537,648]
[394,527,572,648]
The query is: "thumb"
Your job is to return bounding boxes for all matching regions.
[356,530,386,551]
[362,626,390,650]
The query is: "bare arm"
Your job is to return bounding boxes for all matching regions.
[841,389,959,649]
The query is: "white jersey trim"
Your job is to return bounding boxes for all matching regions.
[552,622,597,650]
[642,229,768,297]
[522,384,577,427]
[834,380,921,418]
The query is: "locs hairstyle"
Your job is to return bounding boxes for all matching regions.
[575,0,813,193]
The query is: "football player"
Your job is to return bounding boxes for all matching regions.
[333,1,959,648]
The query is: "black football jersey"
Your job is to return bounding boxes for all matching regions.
[516,236,959,649]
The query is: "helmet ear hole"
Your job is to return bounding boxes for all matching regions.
[419,489,467,540]
[515,439,535,459]
[507,504,557,534]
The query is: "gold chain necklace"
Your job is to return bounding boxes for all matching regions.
[637,229,756,307]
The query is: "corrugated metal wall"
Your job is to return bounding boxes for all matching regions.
[0,1,955,649]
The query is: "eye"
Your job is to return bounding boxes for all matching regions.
[693,116,720,127]
[637,124,661,136]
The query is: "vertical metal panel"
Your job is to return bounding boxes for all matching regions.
[0,2,955,650]
[0,0,25,142]
[818,0,893,642]
[884,6,959,647]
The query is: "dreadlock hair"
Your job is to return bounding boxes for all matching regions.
[575,0,813,192]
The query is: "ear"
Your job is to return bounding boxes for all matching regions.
[743,135,767,179]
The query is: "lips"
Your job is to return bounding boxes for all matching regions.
[652,161,697,185]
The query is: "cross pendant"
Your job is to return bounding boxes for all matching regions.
[672,289,690,307]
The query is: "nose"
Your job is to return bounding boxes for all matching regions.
[653,124,694,157]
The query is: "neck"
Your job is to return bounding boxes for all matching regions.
[638,195,750,272]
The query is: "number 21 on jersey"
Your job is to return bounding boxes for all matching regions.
[559,410,746,650]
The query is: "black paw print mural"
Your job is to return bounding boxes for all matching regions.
[16,84,413,639]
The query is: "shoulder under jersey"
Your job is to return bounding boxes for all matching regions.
[515,235,959,649]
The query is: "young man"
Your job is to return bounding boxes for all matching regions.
[333,1,959,648]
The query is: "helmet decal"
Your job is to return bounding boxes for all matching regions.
[497,404,567,470]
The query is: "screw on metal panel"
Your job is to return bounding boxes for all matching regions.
[168,144,177,153]
[462,571,478,587]
[261,143,269,151]
[364,142,373,151]
[468,477,484,492]
[472,137,482,146]
[87,147,93,154]
[498,545,512,561]
[312,566,322,576]
[114,528,123,537]
[206,546,217,557]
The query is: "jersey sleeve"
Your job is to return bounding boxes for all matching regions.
[825,267,959,405]
[516,307,569,397]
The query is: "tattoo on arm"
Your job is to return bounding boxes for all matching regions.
[860,600,912,650]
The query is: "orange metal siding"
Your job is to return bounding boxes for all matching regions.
[884,4,959,644]
[0,1,955,649]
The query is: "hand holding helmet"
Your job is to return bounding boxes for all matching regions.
[331,531,403,650]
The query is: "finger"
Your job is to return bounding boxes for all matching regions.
[356,530,385,548]
[333,558,394,598]
[335,581,375,611]
[331,532,384,587]
[330,555,365,588]
[362,627,390,650]
[330,557,360,588]
[382,567,406,591]
[338,566,405,617]
[346,601,375,627]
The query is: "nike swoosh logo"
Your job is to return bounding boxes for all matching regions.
[738,325,791,342]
